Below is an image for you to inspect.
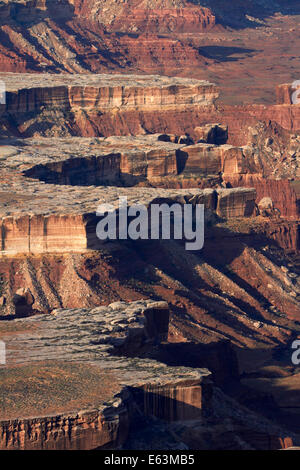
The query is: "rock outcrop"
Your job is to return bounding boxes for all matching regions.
[0,131,257,256]
[0,73,218,137]
[177,143,249,177]
[0,188,256,255]
[226,175,299,219]
[1,73,218,113]
[0,299,298,450]
[216,188,255,218]
[81,2,217,34]
[12,287,34,316]
[0,299,212,449]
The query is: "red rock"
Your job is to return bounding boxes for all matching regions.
[277,83,300,105]
[225,175,299,218]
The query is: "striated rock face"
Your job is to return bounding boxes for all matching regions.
[133,379,210,422]
[26,153,122,186]
[189,103,300,148]
[20,134,255,186]
[2,74,300,153]
[0,404,130,450]
[2,74,300,157]
[216,188,256,218]
[178,143,250,177]
[0,214,89,254]
[0,73,218,137]
[0,0,214,73]
[70,0,217,33]
[1,73,217,112]
[110,6,215,34]
[120,146,178,180]
[261,219,299,252]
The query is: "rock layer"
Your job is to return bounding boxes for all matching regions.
[0,131,258,255]
[0,299,298,450]
[0,188,256,255]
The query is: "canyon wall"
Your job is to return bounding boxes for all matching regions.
[133,379,211,422]
[120,148,178,180]
[0,1,213,74]
[0,214,89,254]
[0,74,219,137]
[25,153,122,185]
[178,143,250,177]
[1,75,218,113]
[2,75,300,149]
[4,95,300,144]
[0,402,130,450]
[226,175,299,219]
[191,104,300,147]
[0,188,256,255]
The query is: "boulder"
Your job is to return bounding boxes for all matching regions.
[258,197,274,216]
[194,124,228,145]
[12,288,34,316]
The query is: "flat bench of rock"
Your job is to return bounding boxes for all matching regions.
[0,187,256,254]
[0,73,218,113]
[0,300,211,449]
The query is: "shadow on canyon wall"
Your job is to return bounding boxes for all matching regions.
[86,217,299,324]
[24,159,148,187]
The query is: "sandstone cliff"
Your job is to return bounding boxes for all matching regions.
[70,0,217,33]
[0,299,298,450]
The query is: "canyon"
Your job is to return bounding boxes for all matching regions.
[1,1,300,104]
[1,299,298,450]
[0,0,299,453]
